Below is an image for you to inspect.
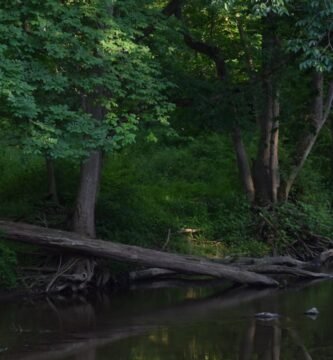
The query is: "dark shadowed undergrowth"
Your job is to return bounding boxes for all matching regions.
[1,133,333,286]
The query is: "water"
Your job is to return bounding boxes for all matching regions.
[1,280,333,360]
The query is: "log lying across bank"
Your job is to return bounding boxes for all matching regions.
[0,221,278,287]
[1,221,332,288]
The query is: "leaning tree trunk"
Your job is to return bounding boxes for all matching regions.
[73,150,102,238]
[0,221,279,286]
[279,74,333,201]
[232,125,255,202]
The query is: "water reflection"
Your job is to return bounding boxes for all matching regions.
[0,281,332,360]
[239,320,283,360]
[238,318,316,360]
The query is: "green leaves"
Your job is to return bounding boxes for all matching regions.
[0,240,17,288]
[251,0,290,16]
[287,0,333,72]
[0,0,173,159]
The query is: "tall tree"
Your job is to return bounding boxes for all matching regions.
[157,0,333,206]
[0,0,173,237]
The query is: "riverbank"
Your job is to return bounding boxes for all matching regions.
[1,219,333,295]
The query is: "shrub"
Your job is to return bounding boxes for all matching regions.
[0,240,17,288]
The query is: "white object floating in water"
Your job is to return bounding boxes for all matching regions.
[255,312,280,319]
[304,307,319,316]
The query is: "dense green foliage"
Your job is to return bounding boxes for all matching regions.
[0,239,17,288]
[1,0,333,287]
[1,129,333,258]
[0,0,172,158]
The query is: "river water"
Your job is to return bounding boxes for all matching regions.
[0,280,332,359]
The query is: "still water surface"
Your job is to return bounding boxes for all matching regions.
[0,280,333,359]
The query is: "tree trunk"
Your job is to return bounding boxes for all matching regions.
[232,126,255,202]
[163,2,332,208]
[45,157,59,205]
[253,84,273,205]
[73,150,102,238]
[0,220,279,286]
[253,16,280,206]
[72,94,104,238]
[270,96,280,203]
[279,75,333,201]
[236,18,261,125]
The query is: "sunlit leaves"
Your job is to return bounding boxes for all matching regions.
[251,0,290,16]
[0,0,174,159]
[210,0,290,15]
[287,0,333,72]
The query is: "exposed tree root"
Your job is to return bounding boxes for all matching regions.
[17,256,99,294]
[283,231,333,261]
[2,220,333,294]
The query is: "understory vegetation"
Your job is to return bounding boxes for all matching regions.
[1,0,333,289]
[1,129,333,287]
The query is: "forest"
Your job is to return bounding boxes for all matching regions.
[1,0,333,292]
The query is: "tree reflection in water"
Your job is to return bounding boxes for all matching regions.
[1,280,332,360]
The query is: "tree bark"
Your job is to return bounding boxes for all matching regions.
[73,95,104,238]
[253,79,274,205]
[253,16,280,206]
[270,97,280,203]
[0,221,279,286]
[232,126,255,202]
[241,264,330,279]
[73,151,102,238]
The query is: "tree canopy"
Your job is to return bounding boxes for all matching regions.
[0,0,173,158]
[1,0,333,267]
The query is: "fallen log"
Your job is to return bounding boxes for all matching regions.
[320,249,333,264]
[0,221,278,287]
[129,262,331,284]
[240,264,331,279]
[128,268,176,281]
[217,256,308,268]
